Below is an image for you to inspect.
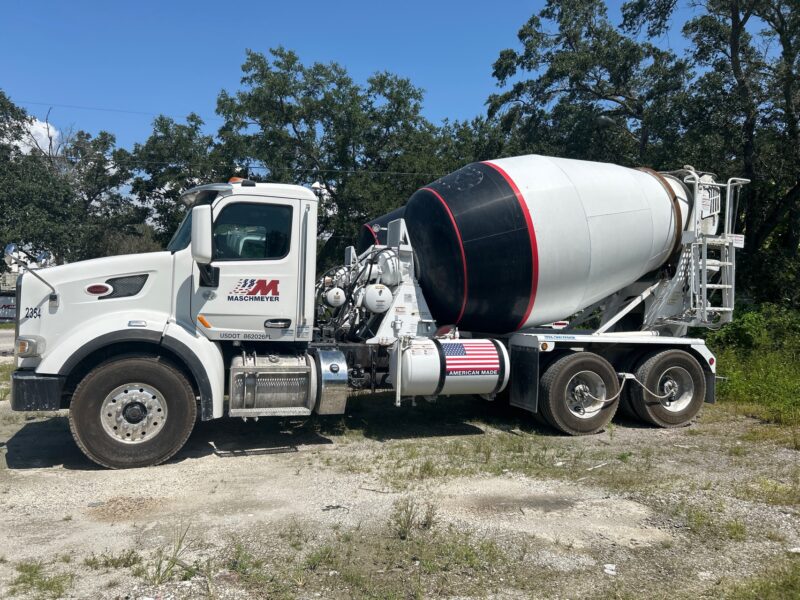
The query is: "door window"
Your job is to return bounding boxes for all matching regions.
[213,203,292,260]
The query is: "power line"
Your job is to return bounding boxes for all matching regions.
[17,100,224,122]
[14,153,443,178]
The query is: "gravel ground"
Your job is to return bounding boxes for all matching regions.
[0,329,14,356]
[0,393,797,599]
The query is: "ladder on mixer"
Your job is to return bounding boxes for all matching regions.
[685,173,748,327]
[691,236,735,326]
[641,172,749,330]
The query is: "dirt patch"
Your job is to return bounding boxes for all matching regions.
[438,476,672,549]
[87,495,164,522]
[0,395,797,599]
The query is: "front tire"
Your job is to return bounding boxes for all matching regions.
[69,357,197,469]
[539,352,620,435]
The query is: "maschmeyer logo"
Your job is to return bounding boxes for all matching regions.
[228,279,280,302]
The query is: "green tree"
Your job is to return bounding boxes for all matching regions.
[493,1,800,305]
[124,113,233,245]
[622,0,800,302]
[0,91,151,263]
[216,48,442,265]
[489,0,691,165]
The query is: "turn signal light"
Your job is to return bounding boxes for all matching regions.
[16,337,43,357]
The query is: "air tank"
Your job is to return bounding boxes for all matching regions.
[399,154,690,333]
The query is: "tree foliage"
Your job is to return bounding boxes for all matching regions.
[1,2,798,305]
[0,95,160,265]
[215,47,444,263]
[124,113,232,245]
[491,0,800,304]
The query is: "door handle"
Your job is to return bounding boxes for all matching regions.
[264,319,292,329]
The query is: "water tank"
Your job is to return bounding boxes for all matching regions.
[401,154,689,333]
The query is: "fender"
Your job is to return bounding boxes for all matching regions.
[162,322,225,419]
[37,313,225,420]
[38,311,169,376]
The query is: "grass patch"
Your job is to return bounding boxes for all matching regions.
[715,348,800,427]
[183,517,566,599]
[83,549,141,570]
[675,504,749,542]
[0,322,14,329]
[709,304,800,429]
[740,425,800,451]
[735,473,800,506]
[724,556,800,599]
[10,561,73,599]
[0,361,14,399]
[134,524,195,585]
[292,524,548,599]
[389,496,437,540]
[323,423,661,493]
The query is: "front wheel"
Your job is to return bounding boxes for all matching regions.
[538,352,620,435]
[69,357,197,469]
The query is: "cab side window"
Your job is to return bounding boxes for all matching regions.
[213,203,292,260]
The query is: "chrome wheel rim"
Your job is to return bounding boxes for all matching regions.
[657,367,694,412]
[566,370,607,419]
[100,383,167,444]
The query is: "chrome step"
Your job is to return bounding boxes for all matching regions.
[229,407,312,418]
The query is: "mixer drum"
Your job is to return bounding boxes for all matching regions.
[403,154,686,333]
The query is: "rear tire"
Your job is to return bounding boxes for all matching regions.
[628,350,706,428]
[69,357,197,469]
[539,352,619,435]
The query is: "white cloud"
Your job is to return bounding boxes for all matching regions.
[14,118,61,155]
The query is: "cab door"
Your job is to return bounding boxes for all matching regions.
[191,196,302,342]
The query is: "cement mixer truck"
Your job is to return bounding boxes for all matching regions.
[6,155,749,468]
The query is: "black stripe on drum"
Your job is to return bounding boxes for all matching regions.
[489,339,506,395]
[405,162,534,332]
[432,339,447,396]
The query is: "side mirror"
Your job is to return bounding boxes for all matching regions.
[35,250,52,267]
[4,243,17,267]
[191,205,213,265]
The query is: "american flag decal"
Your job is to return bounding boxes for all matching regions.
[231,279,258,294]
[442,340,499,374]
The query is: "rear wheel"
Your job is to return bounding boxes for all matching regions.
[539,352,619,435]
[69,357,197,469]
[628,350,706,427]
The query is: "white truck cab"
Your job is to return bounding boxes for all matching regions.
[10,180,330,467]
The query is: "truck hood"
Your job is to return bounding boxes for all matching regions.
[17,251,177,367]
[31,251,173,288]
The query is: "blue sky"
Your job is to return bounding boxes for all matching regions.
[2,1,691,149]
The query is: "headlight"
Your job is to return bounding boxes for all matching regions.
[16,336,44,357]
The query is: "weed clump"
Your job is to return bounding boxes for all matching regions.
[10,561,73,599]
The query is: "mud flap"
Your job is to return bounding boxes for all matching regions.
[705,372,716,404]
[510,344,539,413]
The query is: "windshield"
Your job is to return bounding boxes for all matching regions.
[167,211,192,252]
